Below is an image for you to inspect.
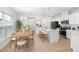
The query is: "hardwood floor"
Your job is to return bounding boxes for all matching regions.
[0,35,72,52]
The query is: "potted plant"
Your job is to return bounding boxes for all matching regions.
[16,20,23,31]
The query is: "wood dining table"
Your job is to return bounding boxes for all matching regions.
[14,29,31,40]
[10,29,33,51]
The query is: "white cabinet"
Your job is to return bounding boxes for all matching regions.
[67,30,79,52]
[74,13,79,24]
[70,30,79,52]
[66,30,71,39]
[47,29,59,43]
[69,14,75,24]
[69,13,79,24]
[66,30,79,52]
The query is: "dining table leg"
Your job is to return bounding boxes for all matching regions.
[10,40,12,52]
[14,40,17,52]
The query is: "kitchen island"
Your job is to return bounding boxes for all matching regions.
[66,30,79,52]
[40,28,59,43]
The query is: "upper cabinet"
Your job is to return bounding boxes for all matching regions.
[69,13,79,24]
[74,13,79,24]
[69,14,75,24]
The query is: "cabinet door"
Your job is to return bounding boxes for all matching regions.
[74,13,79,24]
[69,14,75,24]
[69,13,79,24]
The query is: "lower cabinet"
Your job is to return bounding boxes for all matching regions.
[66,30,71,39]
[47,29,59,43]
[68,30,79,52]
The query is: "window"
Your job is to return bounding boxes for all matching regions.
[4,14,12,26]
[0,12,12,26]
[4,14,11,21]
[0,12,13,43]
[0,12,2,21]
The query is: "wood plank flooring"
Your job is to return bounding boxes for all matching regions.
[0,35,72,52]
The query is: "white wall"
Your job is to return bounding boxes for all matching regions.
[0,7,17,49]
[17,15,52,31]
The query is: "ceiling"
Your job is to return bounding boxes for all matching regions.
[11,7,74,16]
